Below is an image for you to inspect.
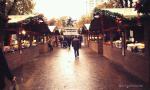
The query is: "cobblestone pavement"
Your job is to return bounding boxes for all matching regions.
[10,47,148,90]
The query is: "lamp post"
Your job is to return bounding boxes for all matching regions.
[116,17,126,56]
[93,12,104,54]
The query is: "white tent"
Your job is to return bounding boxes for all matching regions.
[84,24,90,30]
[48,26,56,32]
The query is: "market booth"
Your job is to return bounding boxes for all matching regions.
[3,15,50,70]
[89,8,149,84]
[103,9,149,84]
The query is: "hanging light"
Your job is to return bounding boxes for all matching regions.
[94,15,100,18]
[22,30,26,35]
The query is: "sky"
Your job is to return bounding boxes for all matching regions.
[34,0,87,20]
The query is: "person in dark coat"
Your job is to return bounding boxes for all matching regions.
[0,46,16,90]
[129,0,133,8]
[67,37,72,49]
[124,0,128,7]
[119,0,124,8]
[48,40,53,51]
[72,36,80,58]
[78,35,83,48]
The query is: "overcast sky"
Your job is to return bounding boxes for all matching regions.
[34,0,87,20]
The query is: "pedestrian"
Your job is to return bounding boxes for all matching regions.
[129,0,133,8]
[124,0,128,7]
[67,37,72,50]
[48,40,53,51]
[72,36,80,58]
[119,0,124,8]
[0,44,16,90]
[58,36,63,48]
[78,35,83,48]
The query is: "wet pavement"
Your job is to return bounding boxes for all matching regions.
[10,47,148,90]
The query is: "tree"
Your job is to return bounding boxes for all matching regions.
[0,0,35,28]
[55,19,62,28]
[96,0,119,9]
[139,0,150,15]
[0,0,35,45]
[6,0,35,15]
[48,18,56,26]
[77,15,92,29]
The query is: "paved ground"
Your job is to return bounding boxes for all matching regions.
[7,47,148,90]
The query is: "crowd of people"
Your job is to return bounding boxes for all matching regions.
[47,35,83,58]
[119,0,133,8]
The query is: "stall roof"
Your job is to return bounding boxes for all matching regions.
[7,15,50,34]
[8,15,36,23]
[102,8,138,18]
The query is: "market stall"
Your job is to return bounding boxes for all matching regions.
[3,15,50,69]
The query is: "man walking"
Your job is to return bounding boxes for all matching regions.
[72,36,80,58]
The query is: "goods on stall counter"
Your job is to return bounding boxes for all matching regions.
[113,40,122,48]
[127,43,145,52]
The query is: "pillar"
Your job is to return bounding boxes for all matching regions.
[142,16,150,84]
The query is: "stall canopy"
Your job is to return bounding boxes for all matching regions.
[89,17,102,34]
[89,8,138,33]
[7,15,50,34]
[102,8,137,18]
[8,15,36,23]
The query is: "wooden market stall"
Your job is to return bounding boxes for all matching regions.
[3,15,50,70]
[89,8,149,84]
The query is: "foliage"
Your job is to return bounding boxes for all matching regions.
[77,15,92,29]
[92,8,127,29]
[48,18,56,26]
[6,0,35,15]
[136,0,150,15]
[47,16,71,28]
[23,15,50,34]
[55,19,63,28]
[96,0,119,9]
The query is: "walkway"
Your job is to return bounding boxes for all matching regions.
[8,47,147,90]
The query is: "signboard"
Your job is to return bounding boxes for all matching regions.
[63,28,78,35]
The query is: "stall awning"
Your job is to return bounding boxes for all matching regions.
[102,8,138,18]
[8,15,36,23]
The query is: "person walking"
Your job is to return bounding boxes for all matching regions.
[129,0,133,8]
[67,37,72,50]
[119,0,124,8]
[78,35,83,48]
[48,40,53,51]
[72,36,80,58]
[0,44,16,90]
